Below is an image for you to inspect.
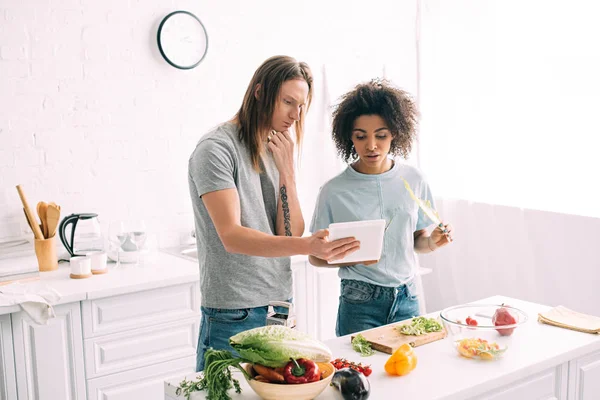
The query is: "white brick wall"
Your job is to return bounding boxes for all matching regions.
[0,0,418,248]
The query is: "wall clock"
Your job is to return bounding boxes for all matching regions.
[157,11,208,70]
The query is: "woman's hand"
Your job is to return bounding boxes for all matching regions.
[428,222,454,250]
[306,229,360,262]
[267,130,295,179]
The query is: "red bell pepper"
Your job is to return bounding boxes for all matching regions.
[283,358,320,384]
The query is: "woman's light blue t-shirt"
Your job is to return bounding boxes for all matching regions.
[310,161,436,287]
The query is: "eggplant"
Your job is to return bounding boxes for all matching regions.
[331,368,371,400]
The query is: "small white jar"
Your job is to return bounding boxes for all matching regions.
[70,256,92,279]
[86,251,108,274]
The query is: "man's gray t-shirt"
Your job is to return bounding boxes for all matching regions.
[188,122,292,309]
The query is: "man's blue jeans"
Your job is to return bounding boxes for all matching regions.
[196,302,290,372]
[336,279,420,337]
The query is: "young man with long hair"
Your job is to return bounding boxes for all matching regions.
[188,56,360,371]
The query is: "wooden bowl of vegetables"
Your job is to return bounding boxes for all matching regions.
[187,326,335,399]
[243,360,335,400]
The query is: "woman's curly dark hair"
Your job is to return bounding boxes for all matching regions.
[331,79,419,163]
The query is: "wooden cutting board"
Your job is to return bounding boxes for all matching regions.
[351,319,447,354]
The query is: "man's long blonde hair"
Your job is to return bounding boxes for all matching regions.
[234,56,313,171]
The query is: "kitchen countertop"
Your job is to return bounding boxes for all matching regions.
[0,248,366,317]
[165,295,600,400]
[0,251,200,315]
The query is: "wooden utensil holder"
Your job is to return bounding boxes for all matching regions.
[34,236,59,272]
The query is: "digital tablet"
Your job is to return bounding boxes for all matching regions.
[327,219,386,265]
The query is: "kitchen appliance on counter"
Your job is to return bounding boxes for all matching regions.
[58,213,104,258]
[266,301,296,329]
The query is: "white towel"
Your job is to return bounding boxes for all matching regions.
[0,283,61,325]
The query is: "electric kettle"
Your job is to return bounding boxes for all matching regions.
[58,213,104,257]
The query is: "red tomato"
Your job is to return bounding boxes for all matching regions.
[330,358,372,376]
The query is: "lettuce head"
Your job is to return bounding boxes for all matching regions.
[229,325,332,368]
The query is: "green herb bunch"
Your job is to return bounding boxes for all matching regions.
[175,349,250,400]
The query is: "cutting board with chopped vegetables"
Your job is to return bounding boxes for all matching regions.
[351,317,447,355]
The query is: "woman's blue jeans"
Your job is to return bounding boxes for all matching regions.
[336,279,420,337]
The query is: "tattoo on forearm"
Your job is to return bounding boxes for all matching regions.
[280,185,292,236]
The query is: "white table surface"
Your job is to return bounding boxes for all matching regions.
[165,295,600,400]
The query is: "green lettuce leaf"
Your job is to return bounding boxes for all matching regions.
[397,316,443,336]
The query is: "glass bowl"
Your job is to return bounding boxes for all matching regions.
[439,303,528,360]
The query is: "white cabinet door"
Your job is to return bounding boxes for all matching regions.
[470,363,568,400]
[84,317,199,379]
[313,268,341,342]
[87,356,195,400]
[291,260,308,334]
[81,282,200,338]
[0,314,17,400]
[12,303,86,400]
[568,348,600,400]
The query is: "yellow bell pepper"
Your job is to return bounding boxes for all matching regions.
[384,343,418,376]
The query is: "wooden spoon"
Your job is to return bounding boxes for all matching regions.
[46,203,61,238]
[23,209,43,235]
[37,201,48,238]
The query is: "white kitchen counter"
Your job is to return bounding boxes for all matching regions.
[0,250,202,400]
[165,295,600,400]
[0,251,200,315]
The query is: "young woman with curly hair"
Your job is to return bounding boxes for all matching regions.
[309,79,454,336]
